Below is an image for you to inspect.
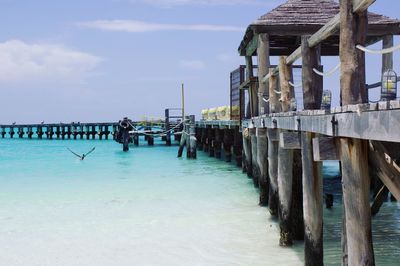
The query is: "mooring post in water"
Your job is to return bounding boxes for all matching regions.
[242,127,252,177]
[9,127,15,138]
[118,118,133,152]
[165,109,172,146]
[27,127,33,139]
[214,128,223,159]
[339,1,374,264]
[301,34,324,265]
[18,127,24,138]
[223,129,233,162]
[1,127,6,138]
[233,127,243,167]
[257,127,269,206]
[208,127,215,157]
[187,115,197,159]
[250,127,259,187]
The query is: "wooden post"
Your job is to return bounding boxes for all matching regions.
[250,128,259,187]
[277,56,295,246]
[245,56,258,117]
[223,129,233,162]
[257,33,270,115]
[339,1,374,265]
[208,127,215,157]
[215,129,223,159]
[382,35,394,74]
[233,127,243,167]
[267,69,280,216]
[187,115,197,159]
[242,127,252,177]
[302,132,323,266]
[257,128,269,206]
[302,36,322,110]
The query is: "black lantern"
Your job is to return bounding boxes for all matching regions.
[381,69,397,101]
[321,90,332,111]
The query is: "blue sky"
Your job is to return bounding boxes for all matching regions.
[0,0,399,123]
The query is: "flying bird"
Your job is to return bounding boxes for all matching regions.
[68,147,96,160]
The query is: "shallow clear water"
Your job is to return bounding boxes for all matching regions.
[0,139,399,265]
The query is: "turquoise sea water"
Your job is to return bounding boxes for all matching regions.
[0,138,399,265]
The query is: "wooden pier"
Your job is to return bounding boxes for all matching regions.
[195,0,400,265]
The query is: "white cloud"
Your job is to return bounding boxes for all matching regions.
[179,60,206,70]
[0,40,102,83]
[77,20,245,33]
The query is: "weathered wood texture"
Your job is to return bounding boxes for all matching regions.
[313,137,339,161]
[267,128,279,216]
[278,56,294,112]
[340,2,368,105]
[291,149,304,241]
[257,128,269,206]
[279,131,301,150]
[369,141,400,201]
[257,34,270,115]
[268,68,281,113]
[382,35,394,74]
[242,128,252,177]
[302,36,323,110]
[302,132,323,266]
[371,185,389,216]
[246,56,258,117]
[340,1,374,265]
[339,138,374,266]
[250,128,260,187]
[277,145,294,246]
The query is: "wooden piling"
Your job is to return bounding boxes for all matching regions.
[257,128,269,206]
[10,127,15,138]
[242,128,252,177]
[339,1,374,264]
[250,128,259,187]
[233,128,243,167]
[27,127,33,139]
[208,127,215,157]
[302,132,323,266]
[214,129,223,159]
[223,129,233,162]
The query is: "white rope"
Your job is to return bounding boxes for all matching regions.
[313,62,341,77]
[262,97,270,103]
[356,44,400,55]
[274,90,282,95]
[128,119,187,137]
[288,81,302,88]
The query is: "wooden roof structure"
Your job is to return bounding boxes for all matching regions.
[238,0,400,56]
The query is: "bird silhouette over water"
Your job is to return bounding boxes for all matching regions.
[67,147,95,160]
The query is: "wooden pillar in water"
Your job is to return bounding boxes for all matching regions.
[1,127,6,138]
[61,126,66,140]
[339,1,374,265]
[18,127,24,138]
[214,129,223,159]
[256,33,270,206]
[277,56,295,246]
[37,126,43,139]
[301,35,323,266]
[250,127,259,187]
[27,127,33,139]
[233,127,243,167]
[223,129,233,163]
[55,126,61,139]
[9,127,15,138]
[267,68,281,216]
[208,127,215,157]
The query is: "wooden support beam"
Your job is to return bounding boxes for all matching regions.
[278,56,294,112]
[339,2,374,264]
[353,0,375,13]
[302,132,323,266]
[246,56,258,117]
[382,35,394,74]
[369,141,400,201]
[257,33,270,115]
[279,131,301,150]
[269,68,281,113]
[250,128,260,187]
[267,128,279,216]
[302,36,323,110]
[371,185,389,216]
[257,128,269,206]
[242,128,252,177]
[246,35,258,56]
[313,137,339,161]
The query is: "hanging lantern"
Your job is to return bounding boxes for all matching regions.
[381,69,397,101]
[321,90,332,111]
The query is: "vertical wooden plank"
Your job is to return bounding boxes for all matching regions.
[257,128,269,206]
[269,68,281,113]
[242,128,252,177]
[302,132,323,266]
[250,128,259,187]
[291,149,304,241]
[267,129,279,216]
[302,36,323,110]
[257,33,270,115]
[233,127,243,167]
[340,1,374,265]
[245,56,258,117]
[278,56,294,112]
[382,35,394,74]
